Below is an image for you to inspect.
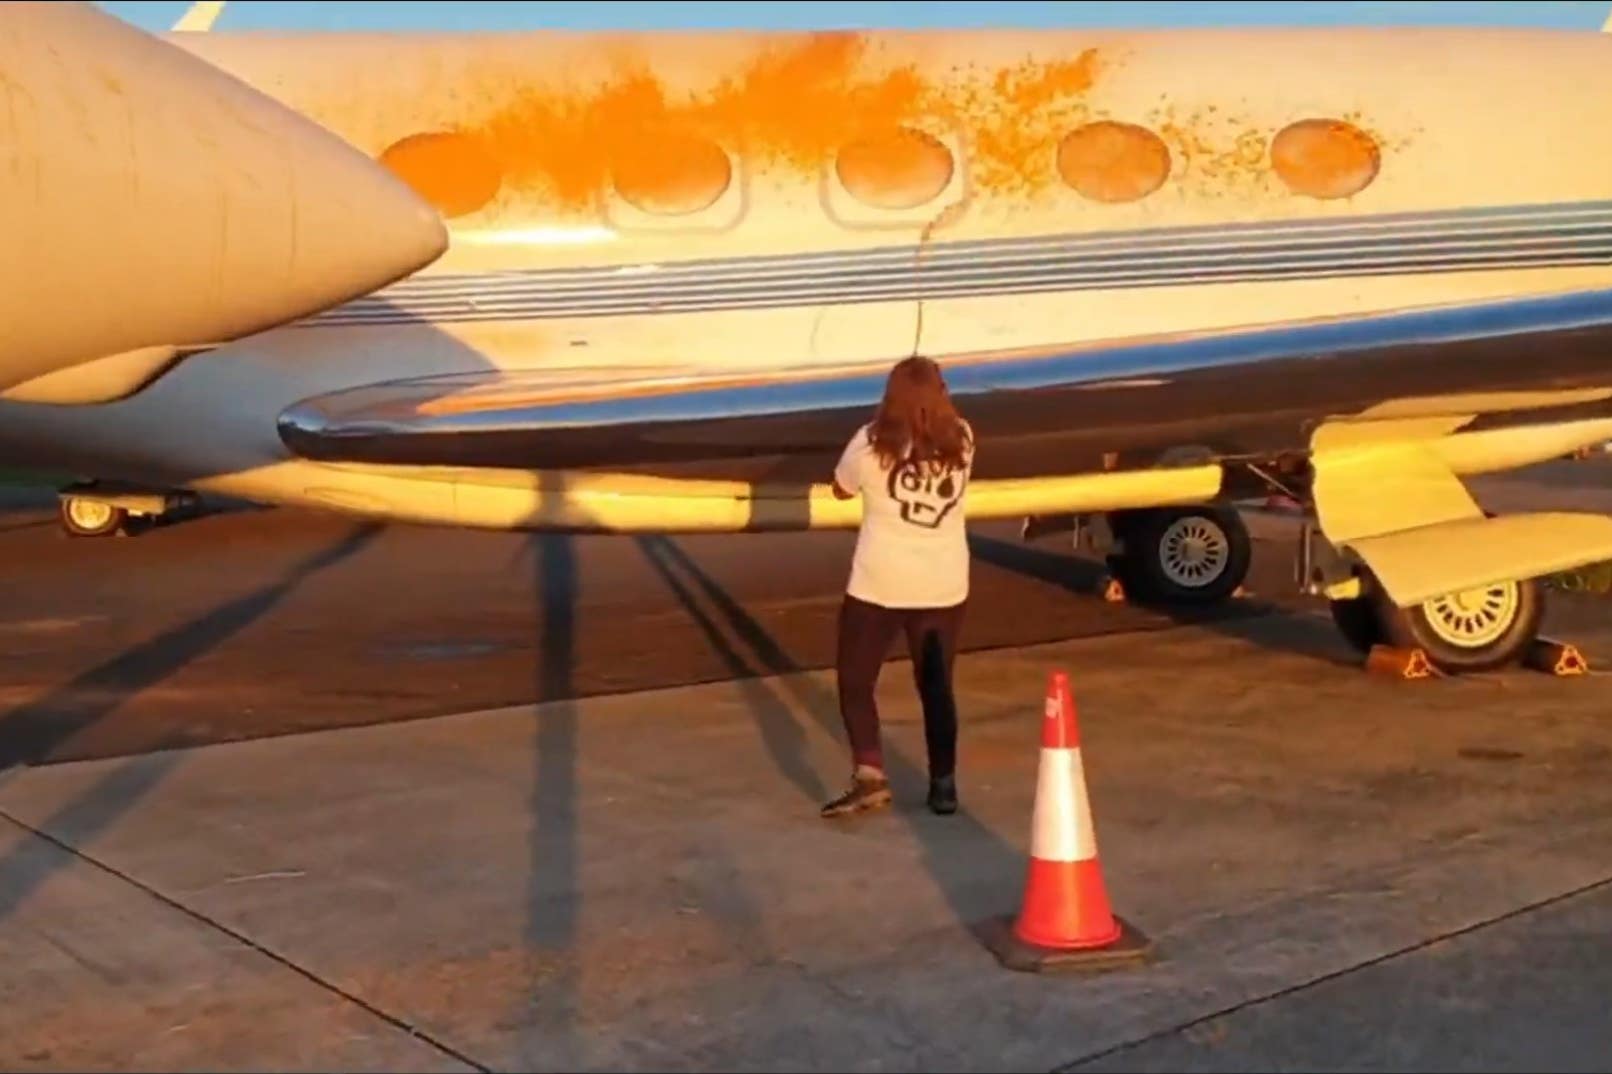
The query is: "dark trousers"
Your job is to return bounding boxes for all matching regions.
[835,594,965,779]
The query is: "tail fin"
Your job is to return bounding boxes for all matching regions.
[172,1,225,32]
[1603,4,1611,32]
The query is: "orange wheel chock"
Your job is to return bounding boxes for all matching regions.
[1366,645,1433,680]
[1524,638,1590,677]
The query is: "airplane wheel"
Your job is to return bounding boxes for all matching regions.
[59,495,126,538]
[1110,505,1252,606]
[1350,570,1545,674]
[1329,594,1384,654]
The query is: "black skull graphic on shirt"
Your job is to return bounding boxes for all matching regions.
[887,458,966,529]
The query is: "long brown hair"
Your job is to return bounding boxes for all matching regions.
[868,356,972,472]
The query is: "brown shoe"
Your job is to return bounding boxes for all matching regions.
[820,772,892,819]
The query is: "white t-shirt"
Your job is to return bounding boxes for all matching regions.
[833,422,974,609]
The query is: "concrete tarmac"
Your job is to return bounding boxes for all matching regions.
[1,620,1611,1071]
[1075,881,1612,1073]
[0,459,1609,1071]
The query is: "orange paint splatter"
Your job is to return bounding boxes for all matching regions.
[380,130,502,218]
[1147,103,1273,202]
[836,126,954,210]
[1271,118,1380,199]
[696,32,929,170]
[968,49,1105,196]
[967,49,1109,192]
[1056,121,1171,203]
[419,33,1106,215]
[612,129,732,215]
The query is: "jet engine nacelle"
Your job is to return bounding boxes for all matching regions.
[0,1,448,403]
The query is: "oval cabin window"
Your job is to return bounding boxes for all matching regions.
[611,132,732,217]
[835,127,955,211]
[379,131,503,219]
[1270,118,1381,200]
[1056,121,1172,204]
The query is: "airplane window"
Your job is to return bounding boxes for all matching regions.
[835,126,955,211]
[1056,121,1172,203]
[610,131,733,216]
[378,131,502,219]
[1271,118,1380,199]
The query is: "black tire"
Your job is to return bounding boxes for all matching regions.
[1112,505,1252,606]
[1329,594,1384,654]
[59,496,125,538]
[1374,575,1545,673]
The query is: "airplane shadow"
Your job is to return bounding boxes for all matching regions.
[523,471,582,1059]
[967,533,1360,669]
[0,523,383,924]
[636,535,826,802]
[0,486,55,534]
[636,534,1025,939]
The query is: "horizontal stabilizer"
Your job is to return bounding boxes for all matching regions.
[1351,512,1612,606]
[172,1,225,32]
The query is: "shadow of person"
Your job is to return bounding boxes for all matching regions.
[641,534,1027,936]
[636,534,825,801]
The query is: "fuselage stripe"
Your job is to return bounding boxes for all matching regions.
[298,201,1612,328]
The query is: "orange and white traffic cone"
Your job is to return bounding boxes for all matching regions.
[984,670,1152,973]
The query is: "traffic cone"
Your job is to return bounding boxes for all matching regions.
[983,670,1153,973]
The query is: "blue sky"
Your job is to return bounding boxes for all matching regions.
[100,1,1611,33]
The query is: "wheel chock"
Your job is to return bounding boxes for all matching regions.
[1366,645,1433,680]
[1524,638,1590,677]
[1101,577,1127,603]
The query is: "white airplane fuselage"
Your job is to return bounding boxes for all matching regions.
[3,23,1612,532]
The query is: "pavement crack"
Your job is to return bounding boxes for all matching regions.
[0,808,492,1074]
[1051,868,1612,1072]
[781,956,925,1054]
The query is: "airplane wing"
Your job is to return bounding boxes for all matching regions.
[279,285,1612,480]
[275,284,1612,605]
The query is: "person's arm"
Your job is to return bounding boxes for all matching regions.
[831,428,865,500]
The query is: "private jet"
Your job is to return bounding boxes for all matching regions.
[4,0,1612,674]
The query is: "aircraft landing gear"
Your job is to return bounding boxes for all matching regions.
[1327,568,1545,674]
[59,494,128,537]
[56,482,198,538]
[1106,505,1253,606]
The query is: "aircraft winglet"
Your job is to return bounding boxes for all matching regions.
[1603,3,1611,31]
[172,1,225,32]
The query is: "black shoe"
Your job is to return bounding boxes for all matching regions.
[927,775,958,815]
[820,773,893,819]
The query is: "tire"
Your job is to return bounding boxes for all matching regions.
[1329,594,1384,654]
[1112,505,1253,606]
[59,496,126,538]
[1375,576,1545,673]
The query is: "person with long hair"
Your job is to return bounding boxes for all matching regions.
[820,355,975,819]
